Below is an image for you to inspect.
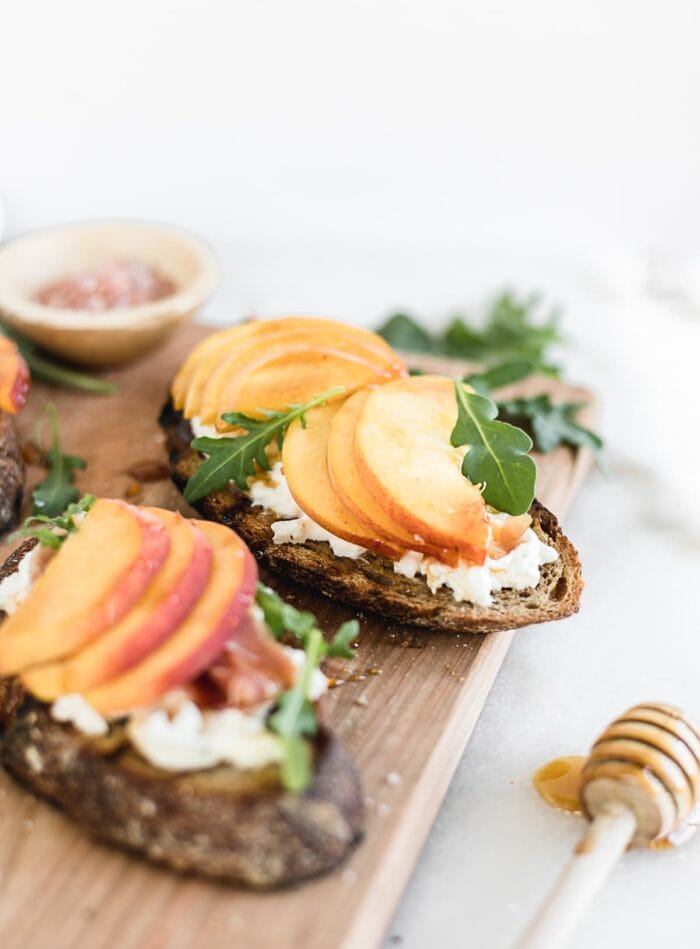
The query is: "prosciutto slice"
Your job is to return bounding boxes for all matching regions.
[188,613,296,710]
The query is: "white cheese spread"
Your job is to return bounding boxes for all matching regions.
[249,461,368,559]
[51,694,109,736]
[189,417,237,439]
[127,700,284,772]
[0,544,42,616]
[393,521,559,607]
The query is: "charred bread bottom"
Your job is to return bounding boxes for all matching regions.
[0,549,363,889]
[160,400,583,634]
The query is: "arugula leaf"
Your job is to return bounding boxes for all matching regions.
[13,495,96,549]
[256,583,359,792]
[0,324,118,395]
[375,313,435,353]
[464,359,535,395]
[255,583,359,657]
[277,736,314,794]
[254,582,317,642]
[497,395,604,466]
[184,387,344,503]
[451,383,536,516]
[377,292,563,377]
[327,619,360,659]
[31,404,86,517]
[446,293,562,374]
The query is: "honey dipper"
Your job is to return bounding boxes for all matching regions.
[516,702,700,949]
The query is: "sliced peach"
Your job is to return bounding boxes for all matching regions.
[84,520,258,715]
[200,327,404,426]
[327,388,457,562]
[282,403,401,558]
[218,347,400,427]
[0,500,170,675]
[177,317,401,418]
[354,376,489,564]
[172,321,266,411]
[181,319,331,418]
[22,511,214,700]
[489,513,531,558]
[0,337,30,414]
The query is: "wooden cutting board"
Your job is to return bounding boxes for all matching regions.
[0,325,595,949]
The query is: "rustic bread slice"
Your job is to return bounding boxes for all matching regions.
[160,401,583,635]
[0,544,363,888]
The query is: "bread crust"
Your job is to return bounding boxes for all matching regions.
[0,545,363,888]
[160,400,583,634]
[0,412,24,533]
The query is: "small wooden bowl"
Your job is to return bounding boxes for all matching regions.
[0,221,219,366]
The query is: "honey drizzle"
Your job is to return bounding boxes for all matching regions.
[533,756,585,815]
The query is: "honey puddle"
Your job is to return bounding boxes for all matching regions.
[533,756,585,815]
[533,755,699,850]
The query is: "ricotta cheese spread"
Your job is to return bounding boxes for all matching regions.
[45,640,328,774]
[51,693,109,736]
[127,700,284,771]
[248,462,368,559]
[393,518,559,607]
[0,544,42,616]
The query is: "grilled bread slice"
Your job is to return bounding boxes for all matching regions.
[161,401,583,634]
[0,543,363,889]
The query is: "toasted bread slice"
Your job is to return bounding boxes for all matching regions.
[161,401,583,634]
[0,544,363,888]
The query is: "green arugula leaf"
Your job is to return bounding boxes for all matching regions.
[0,323,118,395]
[255,584,359,657]
[184,387,344,503]
[254,582,317,642]
[497,395,604,467]
[327,619,360,659]
[256,584,359,792]
[268,626,325,793]
[451,383,536,516]
[13,495,96,549]
[31,404,87,517]
[376,313,435,353]
[377,293,563,378]
[277,736,314,794]
[464,359,535,395]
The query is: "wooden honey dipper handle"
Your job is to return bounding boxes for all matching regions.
[516,802,636,949]
[515,703,700,949]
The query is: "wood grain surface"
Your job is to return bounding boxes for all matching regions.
[0,325,595,949]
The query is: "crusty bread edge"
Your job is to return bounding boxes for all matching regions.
[160,399,584,635]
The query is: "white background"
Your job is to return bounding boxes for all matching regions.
[3,3,700,947]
